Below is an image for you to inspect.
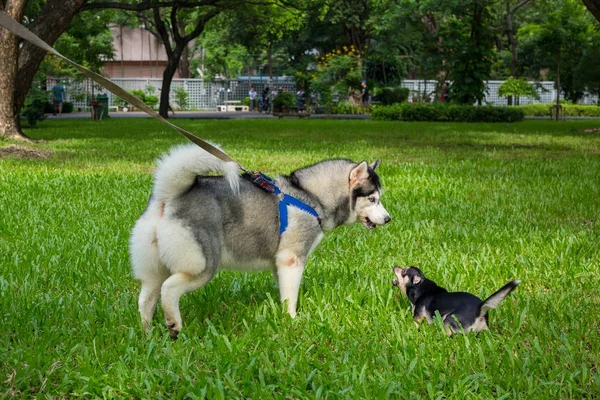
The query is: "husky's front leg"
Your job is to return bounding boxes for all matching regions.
[275,250,305,317]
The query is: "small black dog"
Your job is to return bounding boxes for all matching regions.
[392,266,520,335]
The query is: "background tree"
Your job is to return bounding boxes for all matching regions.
[518,0,596,105]
[0,0,87,140]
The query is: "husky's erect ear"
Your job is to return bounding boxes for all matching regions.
[349,161,369,186]
[370,159,381,171]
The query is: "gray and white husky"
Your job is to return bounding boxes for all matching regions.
[130,144,391,338]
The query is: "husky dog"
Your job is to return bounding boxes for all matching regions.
[130,144,391,338]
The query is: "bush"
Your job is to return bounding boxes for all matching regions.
[42,101,73,114]
[129,89,159,109]
[273,92,295,112]
[22,100,46,127]
[62,102,74,113]
[371,103,525,122]
[173,87,189,110]
[516,104,600,117]
[330,100,363,115]
[377,87,409,105]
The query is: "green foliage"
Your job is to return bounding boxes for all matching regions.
[377,87,410,105]
[129,89,159,109]
[371,103,525,122]
[41,10,114,78]
[498,77,540,104]
[43,102,74,114]
[516,104,600,117]
[310,47,363,107]
[173,87,189,111]
[330,100,364,114]
[21,75,48,127]
[518,0,598,103]
[273,92,295,112]
[447,1,496,105]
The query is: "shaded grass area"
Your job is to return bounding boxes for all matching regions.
[1,119,599,398]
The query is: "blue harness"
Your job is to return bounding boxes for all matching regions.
[249,172,320,235]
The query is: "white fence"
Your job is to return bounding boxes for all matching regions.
[402,80,599,106]
[47,77,599,110]
[46,77,296,111]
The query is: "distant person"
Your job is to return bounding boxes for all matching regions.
[296,89,305,112]
[360,80,369,114]
[262,87,270,112]
[442,82,450,103]
[249,87,257,112]
[51,82,65,116]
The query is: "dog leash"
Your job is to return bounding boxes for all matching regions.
[1,11,320,234]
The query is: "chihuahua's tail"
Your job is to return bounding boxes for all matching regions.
[478,280,520,317]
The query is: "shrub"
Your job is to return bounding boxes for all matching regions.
[22,100,46,126]
[377,87,409,105]
[516,104,600,117]
[144,95,159,108]
[330,100,363,115]
[273,92,295,112]
[129,89,159,108]
[371,103,524,122]
[43,101,72,114]
[173,87,189,110]
[62,102,74,113]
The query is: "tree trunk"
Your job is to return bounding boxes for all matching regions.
[555,53,561,121]
[0,0,86,140]
[0,0,27,140]
[159,56,182,118]
[582,0,600,23]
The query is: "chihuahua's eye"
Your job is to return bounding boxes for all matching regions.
[368,196,376,203]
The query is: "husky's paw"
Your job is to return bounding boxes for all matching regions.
[167,322,181,340]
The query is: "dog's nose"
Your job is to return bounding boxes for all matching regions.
[384,215,391,224]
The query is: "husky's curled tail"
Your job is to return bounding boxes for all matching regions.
[152,144,240,203]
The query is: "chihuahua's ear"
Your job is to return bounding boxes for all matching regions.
[412,275,422,285]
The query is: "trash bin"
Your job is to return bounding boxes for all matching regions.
[95,94,109,119]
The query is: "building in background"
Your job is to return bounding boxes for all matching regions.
[102,25,179,79]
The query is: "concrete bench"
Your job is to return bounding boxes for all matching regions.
[216,104,249,112]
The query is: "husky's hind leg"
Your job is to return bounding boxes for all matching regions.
[161,269,215,339]
[138,270,170,331]
[130,202,169,331]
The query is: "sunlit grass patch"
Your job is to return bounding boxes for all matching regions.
[1,119,599,398]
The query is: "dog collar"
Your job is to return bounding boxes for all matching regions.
[249,172,320,235]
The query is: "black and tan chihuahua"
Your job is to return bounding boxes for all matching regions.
[392,266,520,335]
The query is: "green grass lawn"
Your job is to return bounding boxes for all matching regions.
[1,119,599,398]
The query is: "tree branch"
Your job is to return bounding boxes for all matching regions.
[170,6,181,42]
[182,9,220,43]
[81,0,302,12]
[152,6,173,57]
[81,1,218,12]
[510,0,533,16]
